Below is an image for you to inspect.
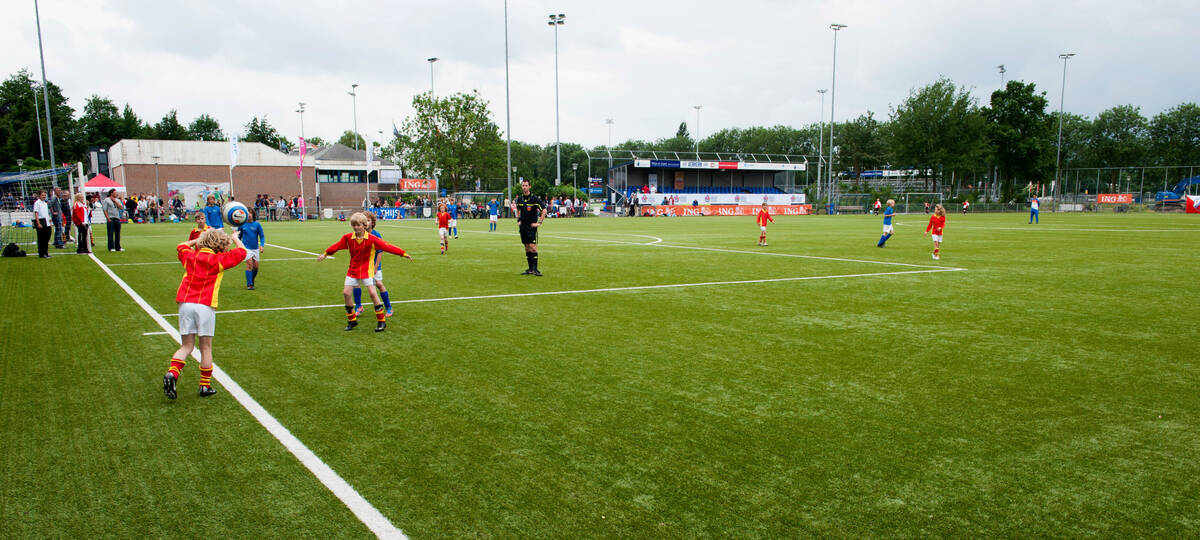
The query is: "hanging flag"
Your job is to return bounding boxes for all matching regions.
[393,122,400,138]
[366,138,375,166]
[230,136,240,170]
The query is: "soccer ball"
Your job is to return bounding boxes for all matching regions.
[224,201,250,225]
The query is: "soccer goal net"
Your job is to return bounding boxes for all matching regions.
[1,165,77,246]
[903,192,943,214]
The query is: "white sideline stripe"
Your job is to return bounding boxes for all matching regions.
[159,267,967,316]
[142,331,169,336]
[960,225,1200,233]
[266,242,330,257]
[88,254,406,539]
[108,257,312,267]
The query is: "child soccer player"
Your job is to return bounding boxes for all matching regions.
[353,212,393,317]
[437,203,451,254]
[163,228,247,399]
[317,212,411,332]
[877,199,895,247]
[238,209,265,289]
[924,203,946,260]
[203,194,224,229]
[1029,196,1039,224]
[487,198,499,231]
[187,211,210,241]
[756,202,774,246]
[448,200,459,238]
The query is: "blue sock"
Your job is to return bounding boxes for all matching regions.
[381,291,391,310]
[453,227,458,236]
[353,287,362,309]
[878,235,886,247]
[881,234,892,246]
[245,269,253,285]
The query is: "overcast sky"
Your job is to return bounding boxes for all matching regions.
[3,0,1197,151]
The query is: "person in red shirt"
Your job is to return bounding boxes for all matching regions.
[756,202,775,246]
[317,212,411,332]
[163,228,247,399]
[436,203,451,254]
[71,192,91,254]
[187,211,210,241]
[924,204,947,260]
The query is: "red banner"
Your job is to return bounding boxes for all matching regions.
[642,204,811,217]
[1187,195,1200,214]
[397,178,438,191]
[1097,193,1133,204]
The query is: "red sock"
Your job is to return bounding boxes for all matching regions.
[345,305,357,321]
[375,305,385,322]
[199,366,213,388]
[759,234,765,243]
[166,359,185,379]
[934,248,940,255]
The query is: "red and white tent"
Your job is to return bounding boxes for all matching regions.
[81,174,126,193]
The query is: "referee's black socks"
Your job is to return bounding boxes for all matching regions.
[526,252,538,271]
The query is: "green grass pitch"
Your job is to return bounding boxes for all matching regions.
[2,211,1198,537]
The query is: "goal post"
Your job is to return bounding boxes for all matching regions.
[902,192,943,214]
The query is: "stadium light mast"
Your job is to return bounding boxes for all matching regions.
[504,0,513,205]
[34,0,57,186]
[296,102,306,141]
[828,23,847,209]
[1054,53,1075,212]
[31,86,44,159]
[348,83,359,151]
[816,89,827,200]
[693,105,702,155]
[998,64,1006,88]
[427,57,439,98]
[549,13,566,185]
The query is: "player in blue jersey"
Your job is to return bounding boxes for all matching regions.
[203,194,224,229]
[487,198,499,231]
[353,212,394,317]
[447,200,459,238]
[877,199,895,247]
[237,209,266,289]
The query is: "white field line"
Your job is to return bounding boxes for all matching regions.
[142,331,169,336]
[108,257,312,267]
[90,254,405,539]
[265,242,331,257]
[160,267,967,317]
[959,225,1200,233]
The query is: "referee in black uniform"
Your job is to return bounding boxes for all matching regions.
[514,179,547,276]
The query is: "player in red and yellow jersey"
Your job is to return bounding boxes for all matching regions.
[317,212,411,332]
[924,203,947,260]
[187,211,210,241]
[436,203,451,254]
[163,228,247,400]
[756,202,775,246]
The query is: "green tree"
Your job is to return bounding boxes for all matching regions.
[306,136,327,147]
[0,70,79,167]
[836,111,886,175]
[985,80,1052,199]
[698,125,815,155]
[1088,105,1148,167]
[187,113,224,141]
[152,109,190,140]
[244,116,291,152]
[887,78,988,192]
[117,104,149,140]
[1148,103,1200,165]
[336,130,365,149]
[395,91,504,193]
[675,121,690,139]
[77,95,122,150]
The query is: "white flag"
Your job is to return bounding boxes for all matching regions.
[366,139,375,166]
[230,136,240,170]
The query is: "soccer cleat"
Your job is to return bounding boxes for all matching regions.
[762,242,768,246]
[531,269,543,277]
[344,320,358,331]
[247,284,255,290]
[354,305,363,316]
[386,307,394,317]
[520,269,533,275]
[199,385,217,397]
[375,321,386,332]
[163,374,177,400]
[934,254,940,260]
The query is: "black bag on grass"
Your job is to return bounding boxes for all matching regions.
[3,242,27,257]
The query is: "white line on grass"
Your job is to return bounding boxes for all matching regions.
[108,257,313,267]
[266,242,330,257]
[89,254,405,539]
[959,225,1200,233]
[160,267,967,316]
[142,331,169,336]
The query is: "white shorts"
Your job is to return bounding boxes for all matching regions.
[178,302,216,337]
[489,214,497,222]
[760,226,767,233]
[244,248,260,261]
[882,224,894,234]
[439,227,448,239]
[344,276,375,287]
[931,234,942,243]
[449,219,457,228]
[373,268,383,282]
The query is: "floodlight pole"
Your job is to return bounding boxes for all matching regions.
[427,57,439,98]
[549,13,566,185]
[348,84,359,151]
[693,105,702,155]
[34,0,57,186]
[31,86,44,159]
[1054,53,1075,212]
[998,64,1006,88]
[828,23,846,210]
[152,155,160,213]
[504,0,513,205]
[816,89,827,200]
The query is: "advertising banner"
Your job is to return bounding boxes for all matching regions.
[635,193,805,206]
[641,204,812,217]
[1187,195,1200,213]
[167,182,231,210]
[374,207,415,220]
[674,172,685,190]
[396,178,438,191]
[633,159,805,171]
[1097,193,1133,204]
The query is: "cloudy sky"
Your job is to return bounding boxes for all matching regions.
[3,0,1197,150]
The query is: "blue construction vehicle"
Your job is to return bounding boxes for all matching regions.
[1155,176,1200,211]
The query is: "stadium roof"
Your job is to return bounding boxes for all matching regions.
[308,144,395,166]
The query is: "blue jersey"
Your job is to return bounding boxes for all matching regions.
[883,206,894,225]
[448,204,458,219]
[203,204,223,229]
[487,201,499,216]
[238,221,264,250]
[370,229,383,270]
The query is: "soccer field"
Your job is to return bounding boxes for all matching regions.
[3,211,1199,538]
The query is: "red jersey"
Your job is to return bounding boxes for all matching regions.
[926,214,946,235]
[436,212,451,228]
[188,226,210,241]
[324,233,407,279]
[756,209,774,227]
[72,201,88,226]
[175,243,247,308]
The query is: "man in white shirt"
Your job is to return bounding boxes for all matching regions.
[32,190,52,258]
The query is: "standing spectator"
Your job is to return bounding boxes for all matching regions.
[924,201,931,214]
[48,188,64,248]
[32,190,52,258]
[103,189,124,251]
[275,196,285,220]
[72,192,91,254]
[1029,196,1039,224]
[296,195,305,220]
[59,189,74,244]
[125,194,137,223]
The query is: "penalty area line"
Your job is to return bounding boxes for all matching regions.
[266,242,331,258]
[88,254,405,539]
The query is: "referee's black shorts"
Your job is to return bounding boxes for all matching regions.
[519,223,537,245]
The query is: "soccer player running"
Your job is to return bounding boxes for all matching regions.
[755,202,775,246]
[437,203,451,254]
[317,212,411,332]
[238,209,265,290]
[515,179,547,276]
[877,199,896,247]
[487,198,500,231]
[163,228,247,399]
[1029,195,1040,224]
[924,203,947,260]
[352,212,394,317]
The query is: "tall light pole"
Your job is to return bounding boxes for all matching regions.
[548,13,566,185]
[296,102,306,141]
[572,163,578,193]
[693,105,702,155]
[1054,53,1076,212]
[348,83,359,151]
[998,64,1006,88]
[828,23,847,207]
[427,57,439,98]
[34,0,56,186]
[816,89,827,200]
[152,155,160,211]
[504,0,513,205]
